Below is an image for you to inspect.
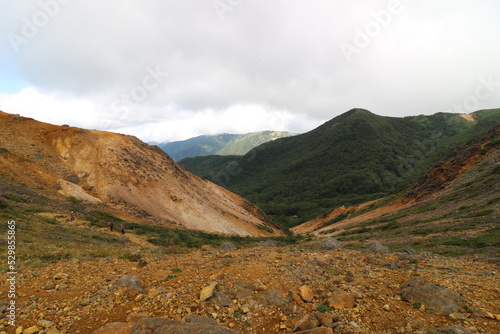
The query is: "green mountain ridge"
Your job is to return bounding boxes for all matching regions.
[179,108,500,228]
[156,130,290,161]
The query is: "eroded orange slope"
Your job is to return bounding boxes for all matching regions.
[0,111,282,237]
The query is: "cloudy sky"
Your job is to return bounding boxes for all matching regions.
[1,0,499,143]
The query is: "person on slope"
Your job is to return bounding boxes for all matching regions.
[120,224,125,235]
[70,211,75,222]
[108,221,114,232]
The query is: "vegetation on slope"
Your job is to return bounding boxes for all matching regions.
[180,109,500,228]
[157,131,289,161]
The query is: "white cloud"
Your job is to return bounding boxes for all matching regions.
[0,0,499,142]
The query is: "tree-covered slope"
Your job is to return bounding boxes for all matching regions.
[156,134,238,161]
[157,131,289,161]
[180,109,500,228]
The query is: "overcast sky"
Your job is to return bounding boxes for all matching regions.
[1,0,499,143]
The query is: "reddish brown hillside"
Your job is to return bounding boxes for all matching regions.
[0,111,281,237]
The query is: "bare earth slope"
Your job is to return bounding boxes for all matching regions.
[0,111,280,237]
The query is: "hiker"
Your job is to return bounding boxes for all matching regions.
[70,211,75,221]
[108,221,114,232]
[120,224,125,235]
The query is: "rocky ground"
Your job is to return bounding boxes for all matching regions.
[1,235,499,334]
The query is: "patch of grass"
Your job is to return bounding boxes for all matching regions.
[85,210,126,227]
[2,194,28,203]
[433,249,468,257]
[412,302,422,309]
[339,227,372,237]
[119,252,143,261]
[480,139,500,155]
[0,199,8,209]
[319,228,338,235]
[414,203,438,213]
[256,224,273,233]
[316,304,331,313]
[375,221,402,231]
[486,196,500,205]
[0,147,11,154]
[37,216,58,225]
[468,209,494,218]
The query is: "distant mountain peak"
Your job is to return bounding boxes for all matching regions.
[157,130,291,161]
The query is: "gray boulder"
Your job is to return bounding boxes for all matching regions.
[114,275,143,293]
[132,317,238,334]
[402,245,417,254]
[220,242,237,250]
[400,277,463,313]
[426,325,478,334]
[323,237,343,250]
[366,241,390,253]
[211,291,232,307]
[257,290,292,306]
[259,240,279,247]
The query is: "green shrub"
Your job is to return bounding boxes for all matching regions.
[0,199,8,209]
[316,304,331,313]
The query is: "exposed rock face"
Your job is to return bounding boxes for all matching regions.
[0,111,281,237]
[400,277,463,313]
[406,124,500,201]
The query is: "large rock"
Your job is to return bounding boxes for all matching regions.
[220,242,237,250]
[184,315,218,326]
[328,293,355,309]
[294,329,333,334]
[322,237,343,250]
[132,317,238,334]
[400,277,463,313]
[299,285,314,302]
[425,325,477,334]
[292,314,320,332]
[257,290,291,306]
[259,240,279,247]
[199,282,218,302]
[114,275,143,293]
[211,292,232,307]
[366,241,390,253]
[401,245,417,254]
[93,322,135,334]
